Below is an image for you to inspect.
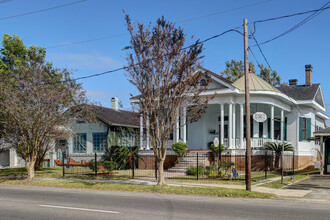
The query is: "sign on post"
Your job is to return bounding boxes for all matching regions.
[213,137,219,147]
[253,112,267,123]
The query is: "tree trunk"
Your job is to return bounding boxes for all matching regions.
[157,158,166,185]
[34,157,44,171]
[275,153,280,170]
[26,161,36,180]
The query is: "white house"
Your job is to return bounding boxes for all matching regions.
[134,65,328,170]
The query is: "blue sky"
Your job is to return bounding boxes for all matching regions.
[1,0,329,118]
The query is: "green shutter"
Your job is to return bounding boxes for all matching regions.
[284,117,287,141]
[299,117,303,141]
[267,118,271,139]
[307,118,311,142]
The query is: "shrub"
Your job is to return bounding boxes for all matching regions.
[89,159,101,172]
[209,144,224,153]
[186,165,218,176]
[171,142,188,156]
[102,159,117,172]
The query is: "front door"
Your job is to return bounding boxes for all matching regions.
[325,139,330,174]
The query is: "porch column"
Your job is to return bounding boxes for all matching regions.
[220,104,224,145]
[175,110,179,142]
[146,114,150,150]
[228,103,233,148]
[281,109,284,142]
[233,104,236,147]
[271,105,274,141]
[140,114,143,150]
[240,104,244,148]
[320,136,324,176]
[183,107,187,143]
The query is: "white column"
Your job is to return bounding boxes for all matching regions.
[140,114,143,150]
[271,105,274,141]
[233,104,236,147]
[281,109,284,142]
[228,103,233,149]
[175,110,179,142]
[220,104,224,145]
[183,107,187,143]
[146,115,150,150]
[240,104,244,148]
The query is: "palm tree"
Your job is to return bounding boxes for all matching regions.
[263,142,293,169]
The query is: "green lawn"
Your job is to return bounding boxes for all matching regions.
[260,174,309,189]
[0,178,275,199]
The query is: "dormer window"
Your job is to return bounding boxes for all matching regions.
[200,79,206,86]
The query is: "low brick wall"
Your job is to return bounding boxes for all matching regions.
[138,155,178,170]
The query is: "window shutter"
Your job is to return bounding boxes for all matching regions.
[267,118,271,139]
[284,117,287,141]
[299,117,303,141]
[307,118,311,142]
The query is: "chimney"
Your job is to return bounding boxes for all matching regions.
[305,64,313,86]
[111,97,118,110]
[289,79,298,87]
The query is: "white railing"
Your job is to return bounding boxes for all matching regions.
[223,138,288,149]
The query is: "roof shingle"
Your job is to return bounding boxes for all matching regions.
[93,106,139,128]
[276,84,320,101]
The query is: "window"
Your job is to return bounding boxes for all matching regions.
[259,122,263,138]
[299,117,311,141]
[93,133,107,152]
[122,133,135,148]
[200,79,207,86]
[73,133,87,153]
[302,118,308,140]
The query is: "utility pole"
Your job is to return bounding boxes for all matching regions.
[244,18,251,191]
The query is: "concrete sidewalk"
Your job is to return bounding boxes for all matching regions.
[36,177,312,199]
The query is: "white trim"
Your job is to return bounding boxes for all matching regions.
[316,112,329,120]
[313,85,326,108]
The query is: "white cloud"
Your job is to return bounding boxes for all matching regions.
[47,53,121,70]
[86,90,112,98]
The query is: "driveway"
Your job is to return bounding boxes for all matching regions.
[284,175,330,201]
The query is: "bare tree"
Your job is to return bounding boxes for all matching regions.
[124,14,211,185]
[0,65,94,180]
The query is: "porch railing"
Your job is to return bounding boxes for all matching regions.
[224,138,288,149]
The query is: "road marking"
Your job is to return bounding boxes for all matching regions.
[39,205,119,214]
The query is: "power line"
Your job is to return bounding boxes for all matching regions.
[252,2,330,46]
[252,5,330,26]
[176,0,271,23]
[0,0,87,21]
[249,30,318,128]
[0,0,13,5]
[45,1,259,49]
[42,27,243,84]
[46,33,127,49]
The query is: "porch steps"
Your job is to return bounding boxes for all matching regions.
[166,151,211,173]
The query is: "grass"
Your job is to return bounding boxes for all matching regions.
[0,178,275,199]
[260,174,309,189]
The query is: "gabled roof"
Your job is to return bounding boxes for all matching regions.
[92,106,139,128]
[199,67,233,85]
[276,84,320,101]
[232,73,280,92]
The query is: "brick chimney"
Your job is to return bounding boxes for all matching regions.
[289,79,298,87]
[305,64,313,86]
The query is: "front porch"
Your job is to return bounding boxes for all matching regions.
[140,102,291,150]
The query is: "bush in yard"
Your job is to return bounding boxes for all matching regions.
[89,159,101,172]
[171,142,188,156]
[186,165,217,176]
[209,143,224,153]
[102,159,117,172]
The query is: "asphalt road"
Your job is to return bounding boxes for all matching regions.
[0,185,329,220]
